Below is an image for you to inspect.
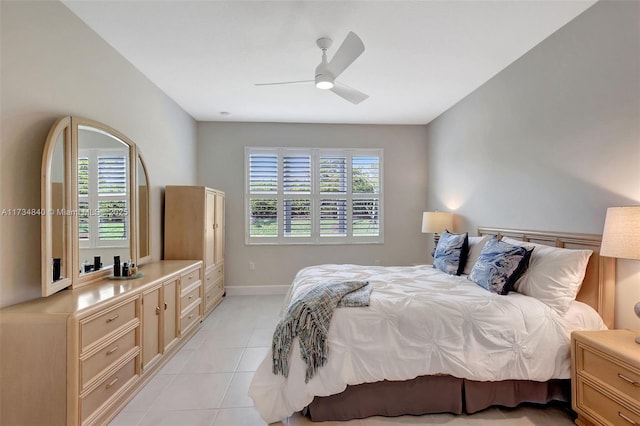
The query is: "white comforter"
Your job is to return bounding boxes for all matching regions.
[249,264,606,423]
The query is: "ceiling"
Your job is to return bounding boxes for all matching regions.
[62,0,596,125]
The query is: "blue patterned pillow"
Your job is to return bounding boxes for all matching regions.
[433,231,469,275]
[469,236,532,295]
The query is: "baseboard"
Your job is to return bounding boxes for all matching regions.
[225,285,290,296]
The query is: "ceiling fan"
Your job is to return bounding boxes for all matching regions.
[255,31,369,105]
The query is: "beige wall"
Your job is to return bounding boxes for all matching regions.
[425,0,640,328]
[197,122,429,289]
[0,1,197,307]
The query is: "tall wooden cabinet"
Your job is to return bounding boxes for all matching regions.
[164,186,225,317]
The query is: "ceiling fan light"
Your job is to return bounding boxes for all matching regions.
[315,71,334,90]
[316,80,334,90]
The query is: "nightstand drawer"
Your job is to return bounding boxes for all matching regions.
[579,343,640,402]
[579,380,640,426]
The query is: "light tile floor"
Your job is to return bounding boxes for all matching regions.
[110,295,576,426]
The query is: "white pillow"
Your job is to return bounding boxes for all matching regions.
[502,237,592,315]
[463,235,491,275]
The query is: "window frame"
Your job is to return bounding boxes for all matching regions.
[245,147,384,245]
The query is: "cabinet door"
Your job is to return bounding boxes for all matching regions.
[205,190,215,269]
[142,285,162,371]
[214,192,224,265]
[163,278,178,351]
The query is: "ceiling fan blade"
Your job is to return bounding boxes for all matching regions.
[327,31,365,79]
[254,80,314,86]
[330,81,369,105]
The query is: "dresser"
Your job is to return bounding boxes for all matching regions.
[164,186,225,317]
[572,330,640,426]
[0,260,202,426]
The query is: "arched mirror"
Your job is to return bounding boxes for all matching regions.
[74,121,134,285]
[137,151,151,264]
[41,117,72,296]
[41,116,151,296]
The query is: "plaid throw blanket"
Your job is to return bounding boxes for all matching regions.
[272,280,371,383]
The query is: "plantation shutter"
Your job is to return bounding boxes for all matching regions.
[249,154,278,193]
[249,153,278,237]
[245,147,383,244]
[283,155,311,193]
[78,156,89,197]
[78,156,90,241]
[319,155,347,237]
[97,154,128,241]
[78,199,90,241]
[283,154,312,237]
[319,156,347,193]
[97,155,127,195]
[352,156,380,236]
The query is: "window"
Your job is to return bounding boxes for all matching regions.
[245,147,383,244]
[78,149,129,249]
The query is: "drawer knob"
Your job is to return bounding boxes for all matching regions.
[618,411,638,425]
[105,314,119,323]
[188,295,193,300]
[187,314,194,320]
[618,373,640,387]
[105,377,119,390]
[106,345,119,356]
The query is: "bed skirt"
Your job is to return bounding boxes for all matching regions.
[304,376,571,421]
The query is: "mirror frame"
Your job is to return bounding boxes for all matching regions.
[136,149,152,266]
[41,116,151,296]
[41,117,73,296]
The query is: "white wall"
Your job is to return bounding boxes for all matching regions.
[0,1,197,307]
[425,0,640,329]
[197,122,429,290]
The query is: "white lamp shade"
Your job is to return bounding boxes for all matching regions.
[600,206,640,260]
[421,211,454,234]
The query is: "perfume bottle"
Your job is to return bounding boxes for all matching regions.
[52,258,61,281]
[113,256,121,277]
[122,262,129,278]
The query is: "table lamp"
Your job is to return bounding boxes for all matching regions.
[422,211,454,256]
[600,206,640,343]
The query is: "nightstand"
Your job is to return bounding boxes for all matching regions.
[571,330,640,426]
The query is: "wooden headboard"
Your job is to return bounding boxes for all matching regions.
[478,227,615,328]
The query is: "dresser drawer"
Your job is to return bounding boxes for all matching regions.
[180,302,200,334]
[81,357,137,423]
[81,327,137,389]
[81,299,137,350]
[579,343,640,402]
[181,267,201,287]
[181,282,201,308]
[205,264,223,289]
[578,379,640,426]
[205,279,223,305]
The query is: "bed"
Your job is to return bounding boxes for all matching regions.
[248,227,615,423]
